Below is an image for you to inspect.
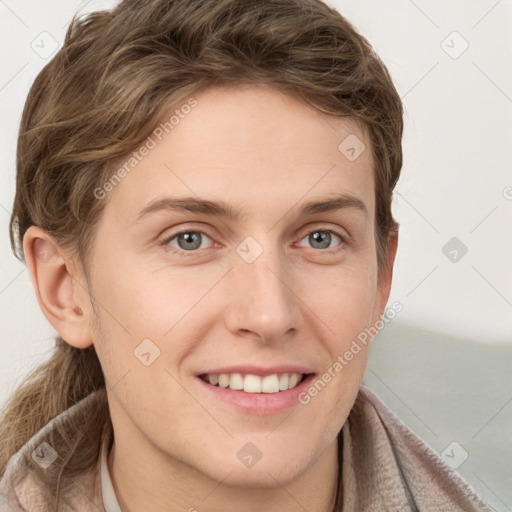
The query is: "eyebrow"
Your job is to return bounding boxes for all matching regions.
[131,193,368,225]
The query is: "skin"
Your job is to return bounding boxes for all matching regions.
[24,83,398,512]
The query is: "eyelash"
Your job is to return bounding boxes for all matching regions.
[159,227,347,257]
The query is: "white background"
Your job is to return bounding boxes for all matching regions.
[1,1,511,510]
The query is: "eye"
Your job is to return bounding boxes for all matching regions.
[160,227,346,257]
[297,229,344,251]
[161,230,214,254]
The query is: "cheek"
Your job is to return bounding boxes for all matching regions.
[298,265,377,405]
[95,255,216,333]
[89,258,225,380]
[299,263,377,339]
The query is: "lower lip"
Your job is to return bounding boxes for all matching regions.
[195,374,316,415]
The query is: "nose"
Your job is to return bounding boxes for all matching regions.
[223,242,300,344]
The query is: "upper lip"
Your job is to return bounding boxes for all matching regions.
[196,365,315,377]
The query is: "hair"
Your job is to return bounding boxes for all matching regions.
[2,0,403,506]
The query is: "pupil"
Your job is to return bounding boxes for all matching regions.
[179,232,201,250]
[311,231,330,249]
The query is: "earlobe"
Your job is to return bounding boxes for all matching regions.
[23,226,94,349]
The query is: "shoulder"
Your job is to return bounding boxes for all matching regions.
[343,385,493,512]
[0,390,108,511]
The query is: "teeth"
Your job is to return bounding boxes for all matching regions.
[244,374,262,393]
[208,374,219,386]
[218,374,229,388]
[202,373,305,393]
[289,373,299,388]
[261,375,279,393]
[229,373,244,390]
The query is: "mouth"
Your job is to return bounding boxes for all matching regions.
[198,372,312,393]
[194,364,317,415]
[195,370,317,415]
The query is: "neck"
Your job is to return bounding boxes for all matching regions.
[108,433,341,512]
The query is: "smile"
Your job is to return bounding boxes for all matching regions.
[199,372,307,393]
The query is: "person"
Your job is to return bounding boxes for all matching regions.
[0,0,493,510]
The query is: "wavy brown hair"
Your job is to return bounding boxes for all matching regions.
[2,0,403,507]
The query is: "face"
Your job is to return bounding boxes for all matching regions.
[67,84,395,487]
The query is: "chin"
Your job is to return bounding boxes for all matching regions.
[199,441,321,488]
[219,461,308,488]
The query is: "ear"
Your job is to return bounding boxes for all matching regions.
[23,225,94,349]
[374,228,399,317]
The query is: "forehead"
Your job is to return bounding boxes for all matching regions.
[100,84,374,226]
